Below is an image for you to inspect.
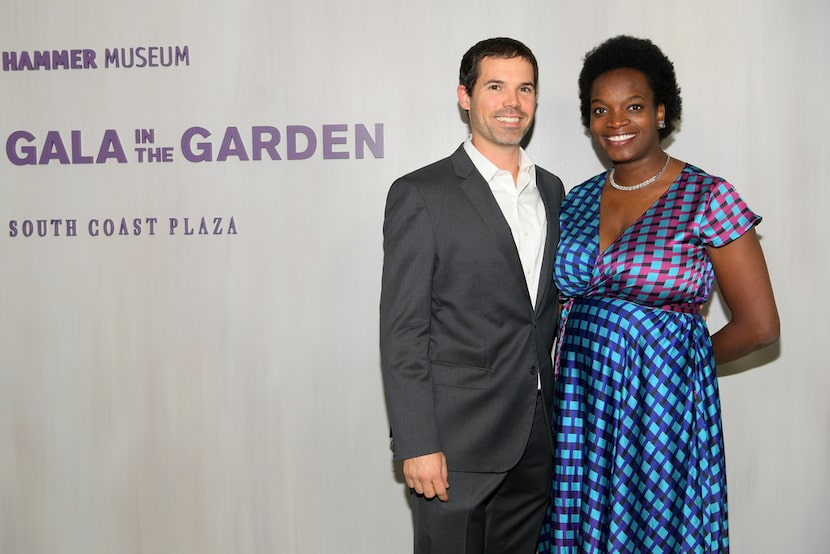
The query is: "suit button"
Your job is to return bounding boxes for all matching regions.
[530,365,538,376]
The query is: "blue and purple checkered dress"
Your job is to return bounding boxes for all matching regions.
[538,164,760,553]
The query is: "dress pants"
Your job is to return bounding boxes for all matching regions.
[411,392,553,554]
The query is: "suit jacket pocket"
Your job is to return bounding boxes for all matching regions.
[431,361,492,390]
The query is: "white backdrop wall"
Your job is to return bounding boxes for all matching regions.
[1,1,827,552]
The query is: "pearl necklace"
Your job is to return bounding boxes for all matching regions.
[609,154,671,191]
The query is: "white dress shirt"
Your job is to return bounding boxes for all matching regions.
[464,139,547,309]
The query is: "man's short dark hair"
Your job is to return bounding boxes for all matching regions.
[459,37,539,95]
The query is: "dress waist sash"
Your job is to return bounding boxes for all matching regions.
[658,301,702,314]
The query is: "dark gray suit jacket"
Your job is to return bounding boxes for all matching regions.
[380,145,564,473]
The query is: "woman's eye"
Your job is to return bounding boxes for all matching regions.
[592,107,607,115]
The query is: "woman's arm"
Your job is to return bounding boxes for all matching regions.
[707,227,780,364]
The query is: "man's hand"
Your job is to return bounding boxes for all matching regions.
[403,452,449,502]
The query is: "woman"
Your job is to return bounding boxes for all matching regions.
[538,36,779,552]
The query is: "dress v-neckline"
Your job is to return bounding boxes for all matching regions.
[596,165,685,257]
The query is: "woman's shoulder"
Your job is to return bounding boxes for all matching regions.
[678,162,730,189]
[567,170,607,196]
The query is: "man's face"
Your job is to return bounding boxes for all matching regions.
[457,56,537,157]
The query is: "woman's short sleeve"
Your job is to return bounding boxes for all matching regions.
[699,179,762,247]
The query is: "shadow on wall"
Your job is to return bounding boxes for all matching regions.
[718,342,781,378]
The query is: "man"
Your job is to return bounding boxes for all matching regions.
[380,37,564,553]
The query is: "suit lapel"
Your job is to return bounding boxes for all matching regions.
[534,171,559,314]
[452,147,530,303]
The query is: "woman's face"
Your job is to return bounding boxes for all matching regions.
[588,67,665,165]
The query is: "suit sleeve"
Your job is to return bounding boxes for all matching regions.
[379,178,441,460]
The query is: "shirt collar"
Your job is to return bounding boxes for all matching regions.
[463,138,535,185]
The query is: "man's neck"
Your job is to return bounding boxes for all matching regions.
[471,139,522,183]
